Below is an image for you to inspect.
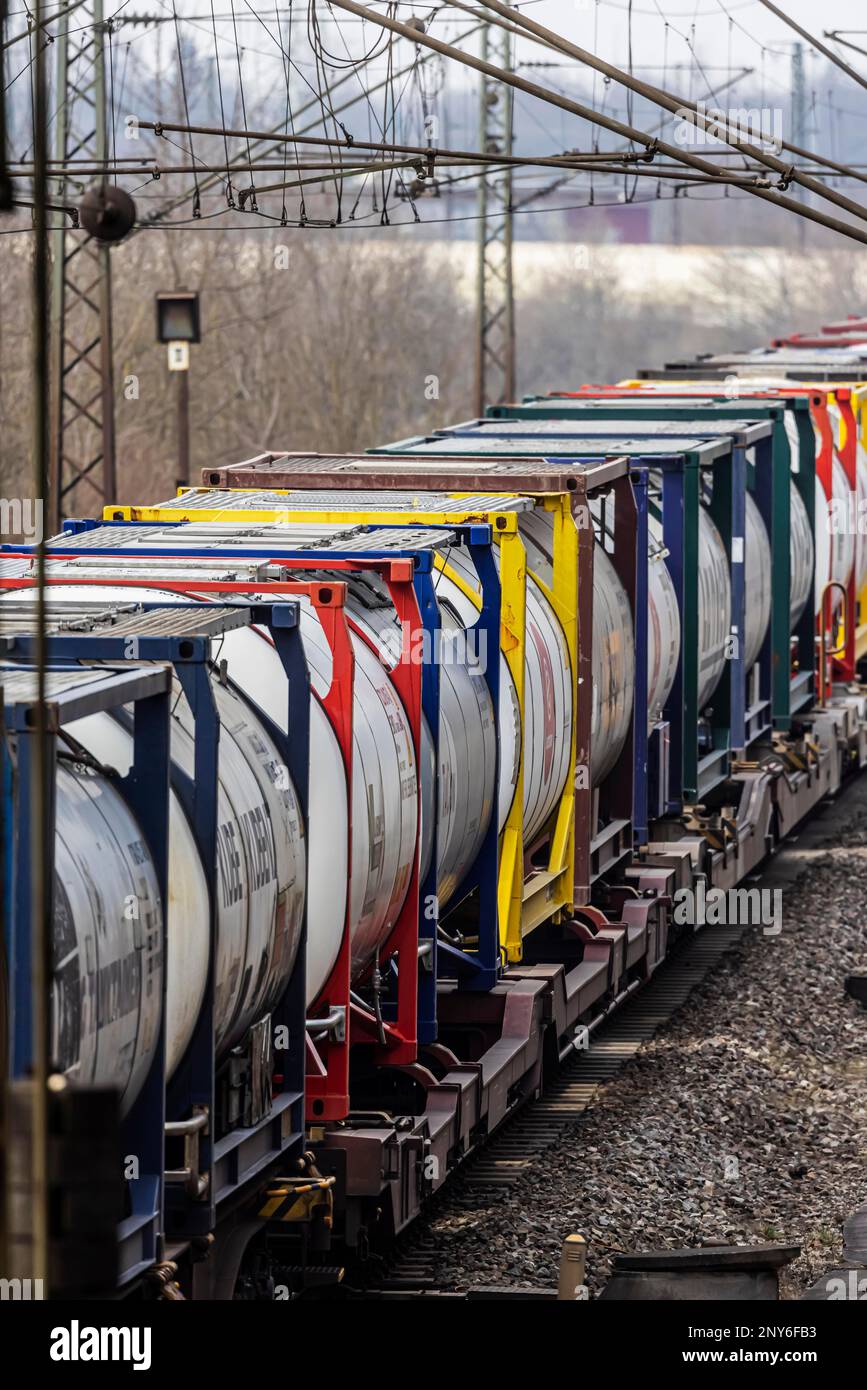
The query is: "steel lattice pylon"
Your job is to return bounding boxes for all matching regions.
[474,25,515,415]
[0,0,12,211]
[49,0,116,530]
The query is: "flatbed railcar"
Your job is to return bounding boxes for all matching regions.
[3,327,867,1299]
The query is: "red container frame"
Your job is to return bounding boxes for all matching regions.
[556,382,859,683]
[0,555,425,1122]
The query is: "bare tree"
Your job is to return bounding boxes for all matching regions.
[5,233,867,521]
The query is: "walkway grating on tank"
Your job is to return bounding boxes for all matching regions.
[0,599,259,640]
[158,488,533,514]
[38,519,460,553]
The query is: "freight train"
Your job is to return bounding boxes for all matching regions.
[4,322,867,1298]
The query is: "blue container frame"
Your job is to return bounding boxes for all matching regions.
[2,659,172,1285]
[482,403,808,733]
[11,518,504,1033]
[448,415,780,749]
[1,598,311,1281]
[371,432,746,809]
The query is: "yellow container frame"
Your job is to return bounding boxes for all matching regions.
[106,489,580,963]
[847,384,867,664]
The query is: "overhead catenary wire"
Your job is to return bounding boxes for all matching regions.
[273,1,300,222]
[235,155,421,204]
[514,65,756,212]
[431,0,562,54]
[229,0,256,197]
[4,154,783,188]
[0,0,88,48]
[224,0,867,248]
[485,3,867,214]
[140,16,485,225]
[753,1,867,97]
[470,0,867,215]
[134,122,682,174]
[209,0,233,204]
[10,0,867,241]
[824,32,867,65]
[170,0,199,213]
[3,177,860,236]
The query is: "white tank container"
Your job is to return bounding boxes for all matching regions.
[744,493,771,672]
[52,763,163,1115]
[789,483,814,629]
[63,674,305,1067]
[3,584,306,1108]
[437,543,572,840]
[814,455,855,616]
[589,545,636,782]
[26,578,413,1006]
[697,508,732,709]
[857,440,867,591]
[211,579,496,983]
[637,499,730,716]
[646,530,680,726]
[335,579,495,909]
[514,511,634,783]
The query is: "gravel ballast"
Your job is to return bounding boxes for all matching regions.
[400,779,867,1298]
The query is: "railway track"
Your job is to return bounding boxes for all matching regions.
[351,925,747,1298]
[349,776,867,1303]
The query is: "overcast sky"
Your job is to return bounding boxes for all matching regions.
[8,0,867,181]
[515,0,867,92]
[551,0,865,56]
[8,1,867,121]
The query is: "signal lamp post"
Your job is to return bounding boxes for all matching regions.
[156,291,200,489]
